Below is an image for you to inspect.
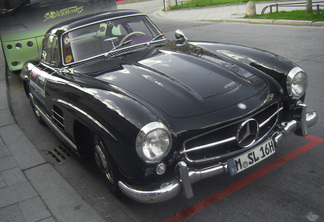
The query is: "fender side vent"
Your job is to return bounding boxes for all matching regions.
[46,144,72,165]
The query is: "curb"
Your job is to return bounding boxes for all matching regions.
[155,10,324,26]
[209,19,324,26]
[0,51,107,221]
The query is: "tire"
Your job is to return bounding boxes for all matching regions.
[93,135,121,196]
[28,93,45,125]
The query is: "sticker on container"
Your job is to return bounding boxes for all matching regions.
[64,35,70,44]
[65,55,73,63]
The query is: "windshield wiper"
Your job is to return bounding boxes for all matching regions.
[113,39,132,50]
[153,34,165,41]
[104,39,133,58]
[148,34,165,46]
[104,33,166,58]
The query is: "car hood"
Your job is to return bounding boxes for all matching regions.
[77,41,269,118]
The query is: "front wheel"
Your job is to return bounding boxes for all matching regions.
[94,135,121,196]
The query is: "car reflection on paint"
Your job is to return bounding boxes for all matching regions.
[20,10,318,203]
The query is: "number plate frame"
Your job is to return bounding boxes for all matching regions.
[228,138,276,176]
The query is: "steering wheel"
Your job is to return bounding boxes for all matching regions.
[120,31,145,45]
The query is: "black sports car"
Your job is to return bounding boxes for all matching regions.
[20,10,318,203]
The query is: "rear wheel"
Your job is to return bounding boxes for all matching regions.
[28,93,45,125]
[94,135,121,196]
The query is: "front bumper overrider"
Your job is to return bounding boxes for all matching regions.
[118,104,318,204]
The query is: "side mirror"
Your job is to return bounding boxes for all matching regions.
[175,29,187,46]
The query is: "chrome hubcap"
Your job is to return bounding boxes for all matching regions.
[29,94,41,118]
[94,144,115,184]
[95,144,108,170]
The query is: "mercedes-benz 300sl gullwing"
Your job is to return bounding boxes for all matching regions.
[20,10,318,203]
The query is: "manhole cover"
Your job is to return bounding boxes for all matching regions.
[46,144,72,165]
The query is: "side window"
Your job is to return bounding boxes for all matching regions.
[41,35,50,62]
[42,34,59,66]
[42,34,60,67]
[52,36,60,67]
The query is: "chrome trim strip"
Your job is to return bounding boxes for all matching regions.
[56,99,117,141]
[52,109,63,118]
[52,109,65,123]
[65,13,146,34]
[39,62,58,71]
[259,106,283,128]
[254,104,281,143]
[52,116,65,129]
[180,136,236,155]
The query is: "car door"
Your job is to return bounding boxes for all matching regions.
[29,34,59,117]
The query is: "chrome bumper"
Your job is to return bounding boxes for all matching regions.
[118,104,318,204]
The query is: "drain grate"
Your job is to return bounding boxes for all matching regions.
[46,144,72,165]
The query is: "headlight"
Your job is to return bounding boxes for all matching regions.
[286,67,308,99]
[136,122,171,163]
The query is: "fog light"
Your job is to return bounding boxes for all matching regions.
[7,44,12,50]
[11,62,18,66]
[156,163,166,175]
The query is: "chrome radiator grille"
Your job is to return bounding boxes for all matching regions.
[181,103,282,163]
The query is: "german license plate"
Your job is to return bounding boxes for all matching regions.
[228,139,276,176]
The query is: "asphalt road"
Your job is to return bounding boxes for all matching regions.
[6,8,324,222]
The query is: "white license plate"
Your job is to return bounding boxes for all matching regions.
[228,139,276,176]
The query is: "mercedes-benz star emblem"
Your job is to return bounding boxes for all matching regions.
[236,118,259,147]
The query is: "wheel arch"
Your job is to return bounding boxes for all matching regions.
[22,79,30,98]
[73,120,95,158]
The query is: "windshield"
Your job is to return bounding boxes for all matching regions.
[62,15,164,65]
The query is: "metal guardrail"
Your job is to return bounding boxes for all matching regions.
[261,1,324,15]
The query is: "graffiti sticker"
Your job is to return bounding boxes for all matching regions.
[44,6,84,21]
[65,55,73,63]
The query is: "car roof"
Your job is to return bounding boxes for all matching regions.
[46,9,143,35]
